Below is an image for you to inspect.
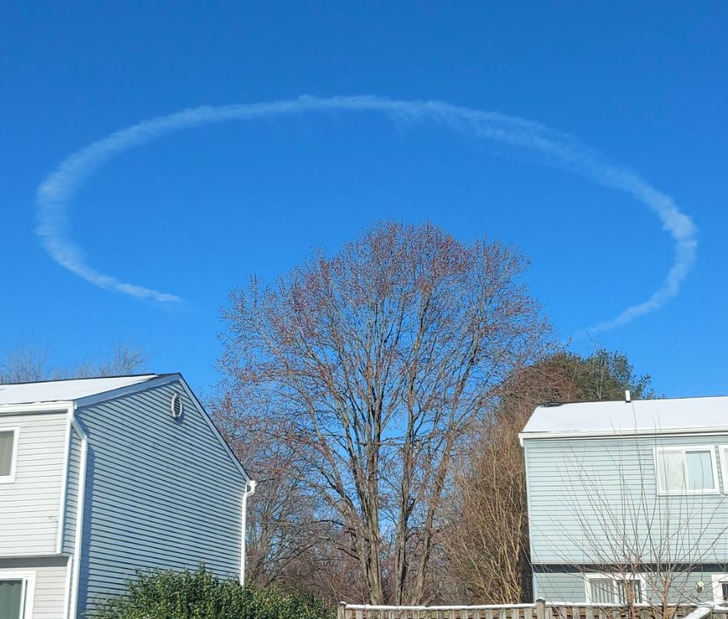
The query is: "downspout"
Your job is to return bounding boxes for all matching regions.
[240,479,257,585]
[57,410,73,554]
[67,404,89,619]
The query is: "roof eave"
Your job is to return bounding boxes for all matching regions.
[73,374,178,408]
[519,426,728,445]
[0,401,73,415]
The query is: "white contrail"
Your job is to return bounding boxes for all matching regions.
[36,95,697,330]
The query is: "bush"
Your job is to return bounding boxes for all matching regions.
[91,565,334,619]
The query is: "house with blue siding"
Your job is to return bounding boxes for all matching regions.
[520,394,728,606]
[0,374,255,619]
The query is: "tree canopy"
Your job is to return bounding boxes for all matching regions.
[217,221,552,604]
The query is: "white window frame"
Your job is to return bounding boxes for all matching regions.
[0,427,19,484]
[654,446,719,496]
[718,447,728,495]
[711,574,728,605]
[584,573,646,604]
[0,569,36,619]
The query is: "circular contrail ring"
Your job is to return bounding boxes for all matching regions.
[36,95,697,333]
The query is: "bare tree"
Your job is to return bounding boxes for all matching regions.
[0,342,52,383]
[219,221,551,604]
[75,343,150,378]
[0,341,149,384]
[441,350,655,604]
[214,391,329,585]
[443,409,531,603]
[557,439,728,618]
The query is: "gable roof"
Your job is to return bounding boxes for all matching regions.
[0,374,162,406]
[0,373,251,482]
[520,395,728,442]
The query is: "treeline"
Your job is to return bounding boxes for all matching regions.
[0,342,148,383]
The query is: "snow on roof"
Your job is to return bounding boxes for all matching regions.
[0,375,161,406]
[520,395,728,439]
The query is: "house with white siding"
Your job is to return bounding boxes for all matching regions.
[0,373,255,619]
[520,394,728,606]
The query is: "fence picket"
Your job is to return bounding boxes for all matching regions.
[341,601,716,619]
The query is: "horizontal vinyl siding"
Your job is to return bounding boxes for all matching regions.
[0,412,66,556]
[76,381,247,615]
[525,434,728,566]
[534,572,585,602]
[31,565,69,619]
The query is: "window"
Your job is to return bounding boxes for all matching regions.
[0,429,18,483]
[0,581,24,618]
[655,446,718,495]
[718,447,728,494]
[617,579,643,605]
[710,574,728,605]
[585,575,644,604]
[0,572,34,619]
[588,578,614,604]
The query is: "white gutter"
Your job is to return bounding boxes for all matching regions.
[0,402,70,415]
[518,426,728,446]
[64,403,88,619]
[239,479,257,585]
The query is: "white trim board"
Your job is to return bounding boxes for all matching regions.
[0,426,20,484]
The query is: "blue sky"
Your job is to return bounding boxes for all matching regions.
[1,1,726,397]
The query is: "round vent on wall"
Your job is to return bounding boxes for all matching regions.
[170,393,184,420]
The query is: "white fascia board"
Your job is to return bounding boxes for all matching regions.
[73,374,177,408]
[0,402,72,415]
[74,372,252,483]
[0,553,71,559]
[174,375,253,483]
[519,427,728,445]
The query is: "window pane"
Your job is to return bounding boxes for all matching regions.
[590,579,614,604]
[686,450,714,490]
[0,580,23,619]
[617,579,642,604]
[658,450,686,492]
[0,431,14,477]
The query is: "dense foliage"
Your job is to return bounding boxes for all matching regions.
[91,566,333,619]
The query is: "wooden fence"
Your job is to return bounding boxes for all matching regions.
[338,601,728,619]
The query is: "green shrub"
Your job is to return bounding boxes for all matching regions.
[90,565,334,619]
